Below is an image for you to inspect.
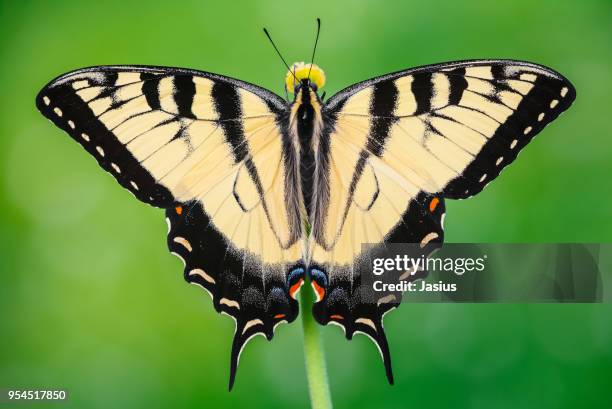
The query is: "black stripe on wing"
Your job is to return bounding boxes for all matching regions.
[141,73,162,109]
[368,81,399,155]
[447,67,468,105]
[411,72,433,115]
[212,81,248,162]
[173,75,197,118]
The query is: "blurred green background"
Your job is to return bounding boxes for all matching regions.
[1,0,611,408]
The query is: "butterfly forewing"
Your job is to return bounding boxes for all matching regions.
[325,60,576,198]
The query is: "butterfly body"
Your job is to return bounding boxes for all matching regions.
[292,79,321,220]
[37,58,575,389]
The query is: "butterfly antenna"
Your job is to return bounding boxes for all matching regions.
[263,27,297,82]
[307,18,321,81]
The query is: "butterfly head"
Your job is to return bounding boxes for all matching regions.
[285,62,326,95]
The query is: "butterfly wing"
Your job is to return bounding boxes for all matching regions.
[36,66,305,389]
[325,60,576,198]
[310,60,575,381]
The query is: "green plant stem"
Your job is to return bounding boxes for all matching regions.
[300,280,333,409]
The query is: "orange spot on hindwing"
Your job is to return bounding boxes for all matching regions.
[274,313,286,319]
[429,197,439,213]
[175,206,183,215]
[289,279,304,299]
[311,281,326,302]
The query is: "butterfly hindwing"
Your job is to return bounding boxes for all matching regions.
[166,201,304,390]
[309,192,445,383]
[308,60,575,380]
[36,66,306,389]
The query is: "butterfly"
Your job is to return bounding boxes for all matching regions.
[36,20,575,390]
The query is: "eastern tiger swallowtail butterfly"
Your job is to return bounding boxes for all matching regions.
[36,21,575,390]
